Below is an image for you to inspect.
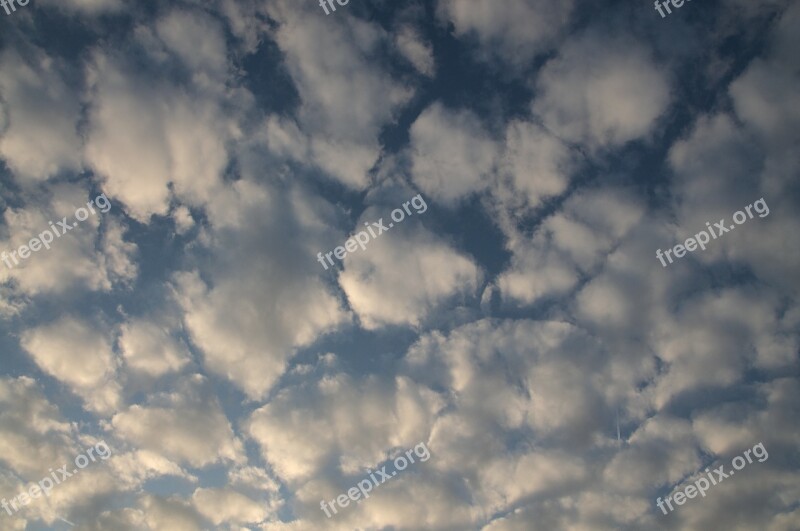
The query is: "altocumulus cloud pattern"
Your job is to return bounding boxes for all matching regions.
[0,0,798,529]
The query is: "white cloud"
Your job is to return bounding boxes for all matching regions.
[496,245,577,306]
[109,449,197,487]
[111,375,244,468]
[394,26,435,76]
[192,487,269,526]
[84,46,233,222]
[339,221,482,330]
[409,103,498,204]
[0,48,83,183]
[21,317,122,415]
[436,0,575,65]
[247,372,439,485]
[499,120,576,209]
[0,376,73,478]
[262,0,413,189]
[139,494,206,531]
[498,187,644,306]
[169,177,350,400]
[648,289,797,410]
[604,416,701,493]
[533,31,671,149]
[118,319,191,377]
[155,9,229,85]
[0,377,125,527]
[172,205,195,235]
[668,116,800,298]
[0,0,798,529]
[0,184,138,297]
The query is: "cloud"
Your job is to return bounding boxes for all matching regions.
[35,0,127,14]
[0,376,73,478]
[118,318,191,377]
[409,103,498,204]
[394,26,435,77]
[0,48,83,183]
[0,377,124,527]
[0,184,138,297]
[138,494,206,531]
[245,364,446,528]
[155,9,229,85]
[262,0,413,189]
[399,319,626,527]
[192,487,269,526]
[0,0,799,528]
[84,16,235,222]
[21,317,122,415]
[498,187,644,306]
[246,371,439,485]
[667,6,800,294]
[436,0,575,65]
[604,416,701,493]
[498,120,577,210]
[109,449,197,487]
[171,181,350,400]
[339,215,482,330]
[111,375,244,468]
[532,31,671,149]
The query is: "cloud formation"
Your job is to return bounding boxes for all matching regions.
[0,0,798,529]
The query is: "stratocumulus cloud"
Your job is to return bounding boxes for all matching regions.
[0,0,798,529]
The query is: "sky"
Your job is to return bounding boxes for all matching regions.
[0,0,798,529]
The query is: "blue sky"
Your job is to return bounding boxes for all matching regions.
[0,0,799,529]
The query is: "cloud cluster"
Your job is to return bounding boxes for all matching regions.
[436,0,576,65]
[0,0,798,529]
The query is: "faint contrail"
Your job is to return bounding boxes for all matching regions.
[57,515,75,526]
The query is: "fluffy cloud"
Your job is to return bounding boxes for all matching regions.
[155,9,229,86]
[394,26,435,77]
[83,76,228,221]
[0,48,83,183]
[436,0,575,65]
[0,377,123,527]
[262,0,413,189]
[247,371,439,485]
[1,0,798,528]
[0,184,137,297]
[666,2,800,296]
[0,376,73,478]
[409,103,498,204]
[21,317,122,415]
[245,362,448,529]
[498,120,577,210]
[498,187,644,306]
[111,375,244,468]
[192,487,269,526]
[118,318,191,377]
[84,8,237,222]
[171,180,350,400]
[533,31,671,149]
[338,205,482,329]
